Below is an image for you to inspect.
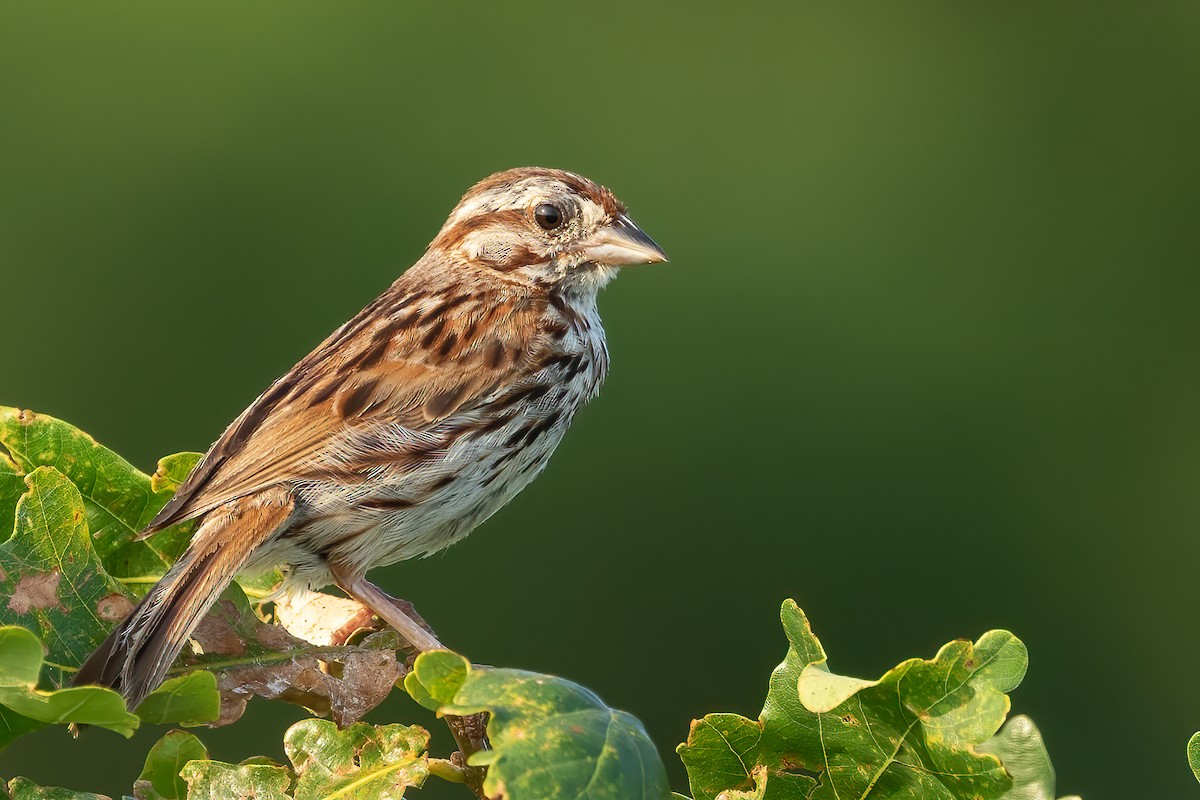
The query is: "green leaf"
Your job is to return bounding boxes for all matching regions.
[1189,732,1200,784]
[0,468,130,669]
[0,452,24,541]
[0,411,378,740]
[0,407,198,583]
[179,760,293,800]
[136,671,220,727]
[285,718,429,799]
[180,719,431,800]
[135,730,210,800]
[979,715,1079,800]
[0,631,52,747]
[0,623,218,747]
[402,650,469,712]
[235,567,287,600]
[678,600,1028,800]
[679,714,815,800]
[5,776,112,800]
[0,626,138,736]
[149,453,202,496]
[0,624,44,685]
[422,653,672,800]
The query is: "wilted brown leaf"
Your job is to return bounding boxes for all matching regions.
[177,590,404,728]
[214,634,404,727]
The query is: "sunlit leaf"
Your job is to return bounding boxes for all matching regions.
[180,759,292,800]
[402,649,468,712]
[1188,732,1200,784]
[0,452,24,541]
[5,776,112,800]
[285,718,429,799]
[678,600,1029,800]
[148,453,202,497]
[180,719,430,800]
[0,407,198,584]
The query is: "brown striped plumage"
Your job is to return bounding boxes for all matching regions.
[74,167,667,709]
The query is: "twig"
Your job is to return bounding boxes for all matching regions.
[442,711,492,798]
[386,604,493,799]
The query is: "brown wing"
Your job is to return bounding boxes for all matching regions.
[144,274,545,534]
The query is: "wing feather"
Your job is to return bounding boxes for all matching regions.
[143,276,545,534]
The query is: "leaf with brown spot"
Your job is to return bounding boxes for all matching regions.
[0,467,129,670]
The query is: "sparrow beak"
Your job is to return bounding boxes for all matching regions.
[577,214,669,266]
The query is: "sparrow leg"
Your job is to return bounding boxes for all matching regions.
[330,568,489,796]
[333,571,443,653]
[382,595,434,634]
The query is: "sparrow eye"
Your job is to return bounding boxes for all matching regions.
[534,203,564,231]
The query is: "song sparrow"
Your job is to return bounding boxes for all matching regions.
[75,167,667,709]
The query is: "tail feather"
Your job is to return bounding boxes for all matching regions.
[73,488,294,710]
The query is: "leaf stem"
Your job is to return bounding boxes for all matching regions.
[427,758,468,783]
[164,645,352,675]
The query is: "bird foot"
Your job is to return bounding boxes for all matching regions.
[332,572,443,654]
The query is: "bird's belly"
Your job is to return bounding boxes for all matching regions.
[275,410,572,588]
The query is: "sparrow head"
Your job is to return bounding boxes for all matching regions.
[429,167,667,291]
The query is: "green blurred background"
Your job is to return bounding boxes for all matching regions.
[2,2,1198,797]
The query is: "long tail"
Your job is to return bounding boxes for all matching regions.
[74,488,294,710]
